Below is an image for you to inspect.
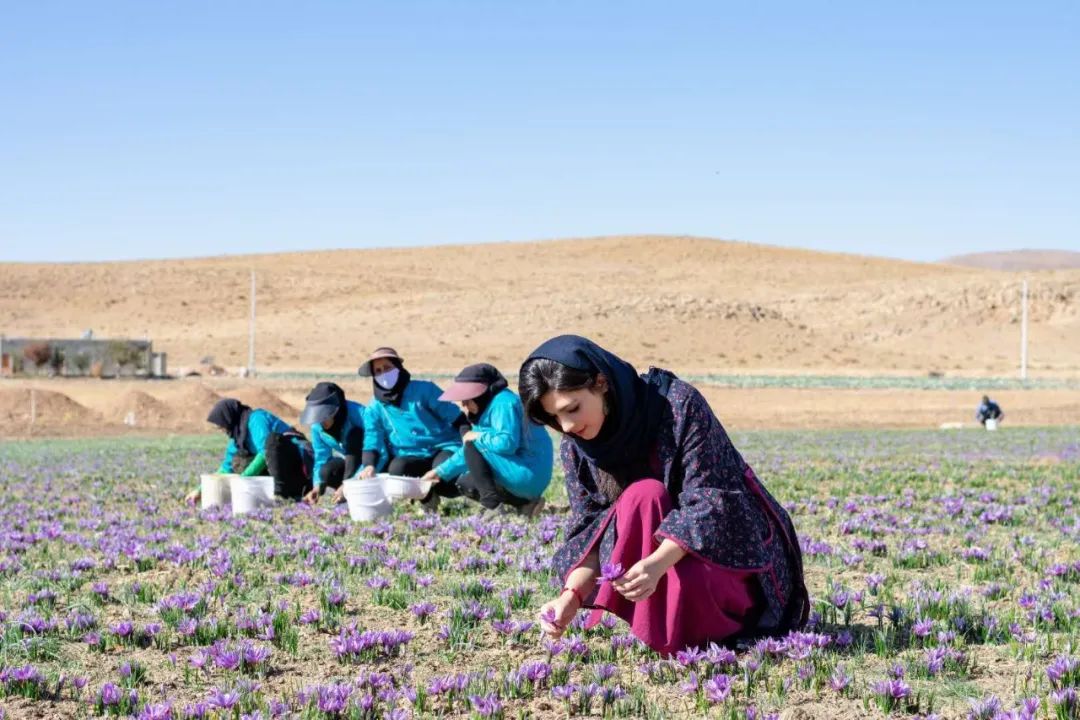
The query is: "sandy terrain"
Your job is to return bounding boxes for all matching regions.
[1,236,1076,437]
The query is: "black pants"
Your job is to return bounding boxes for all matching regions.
[455,441,530,510]
[319,427,365,492]
[265,433,311,500]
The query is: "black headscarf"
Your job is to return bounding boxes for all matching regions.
[458,363,509,422]
[373,360,412,407]
[522,335,672,478]
[306,382,348,439]
[207,398,253,451]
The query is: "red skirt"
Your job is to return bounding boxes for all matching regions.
[577,479,761,656]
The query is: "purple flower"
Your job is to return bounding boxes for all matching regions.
[99,682,122,706]
[600,562,624,582]
[704,674,732,703]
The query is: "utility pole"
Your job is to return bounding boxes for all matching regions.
[1020,279,1029,381]
[248,270,257,378]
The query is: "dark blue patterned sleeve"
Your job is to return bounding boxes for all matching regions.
[551,438,610,582]
[655,381,773,570]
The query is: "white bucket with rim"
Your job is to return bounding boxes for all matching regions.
[200,473,234,509]
[230,476,275,515]
[985,418,998,431]
[379,474,434,501]
[342,479,392,522]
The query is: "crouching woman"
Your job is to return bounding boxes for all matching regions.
[519,335,808,655]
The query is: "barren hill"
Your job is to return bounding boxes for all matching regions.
[2,236,1077,376]
[943,249,1080,272]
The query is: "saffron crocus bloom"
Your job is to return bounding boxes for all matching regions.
[600,563,624,582]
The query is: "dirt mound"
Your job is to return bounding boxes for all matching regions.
[225,386,301,425]
[103,390,176,428]
[0,388,102,429]
[944,249,1080,271]
[167,382,223,426]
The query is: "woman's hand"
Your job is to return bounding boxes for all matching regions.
[462,430,480,443]
[611,540,687,602]
[611,558,665,601]
[331,486,347,504]
[420,468,440,482]
[538,590,580,641]
[184,489,201,505]
[302,488,321,505]
[359,466,376,479]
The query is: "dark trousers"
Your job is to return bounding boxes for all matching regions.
[318,427,365,492]
[455,442,530,510]
[265,433,312,500]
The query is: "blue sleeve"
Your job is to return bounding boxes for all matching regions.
[425,382,464,427]
[362,403,387,467]
[218,439,238,474]
[435,446,466,480]
[247,413,274,454]
[473,395,520,456]
[311,428,332,488]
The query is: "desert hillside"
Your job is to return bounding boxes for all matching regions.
[943,249,1080,272]
[2,235,1077,376]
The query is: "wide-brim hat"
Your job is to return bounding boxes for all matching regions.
[357,347,404,377]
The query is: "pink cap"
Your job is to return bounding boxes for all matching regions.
[438,382,489,402]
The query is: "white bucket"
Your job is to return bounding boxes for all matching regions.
[379,474,434,501]
[200,474,234,509]
[985,418,998,431]
[230,476,275,515]
[342,479,392,522]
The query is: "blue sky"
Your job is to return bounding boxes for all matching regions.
[2,1,1077,263]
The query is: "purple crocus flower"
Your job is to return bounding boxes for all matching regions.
[704,674,732,703]
[600,562,624,582]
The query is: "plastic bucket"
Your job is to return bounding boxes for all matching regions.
[342,479,392,522]
[200,474,234,509]
[379,474,434,501]
[985,418,998,431]
[230,476,275,515]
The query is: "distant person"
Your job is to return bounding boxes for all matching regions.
[975,395,1004,427]
[355,347,467,510]
[298,382,366,504]
[420,363,552,517]
[187,398,313,504]
[519,335,808,655]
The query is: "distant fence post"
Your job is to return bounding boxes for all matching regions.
[30,389,36,425]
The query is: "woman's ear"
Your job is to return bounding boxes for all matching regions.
[594,373,609,393]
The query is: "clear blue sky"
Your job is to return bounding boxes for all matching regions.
[2,1,1077,263]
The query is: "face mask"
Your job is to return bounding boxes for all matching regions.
[374,367,400,390]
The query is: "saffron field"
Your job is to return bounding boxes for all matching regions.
[0,427,1078,719]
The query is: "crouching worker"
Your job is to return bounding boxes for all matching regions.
[355,347,468,510]
[186,398,313,503]
[975,395,1004,428]
[298,382,366,504]
[420,363,552,517]
[521,335,809,655]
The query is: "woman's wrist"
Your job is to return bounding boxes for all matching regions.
[561,586,585,608]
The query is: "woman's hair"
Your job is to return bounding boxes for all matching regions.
[518,357,603,429]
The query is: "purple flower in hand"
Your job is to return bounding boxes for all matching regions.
[600,563,624,582]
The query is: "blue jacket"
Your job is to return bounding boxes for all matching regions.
[310,400,366,488]
[217,409,293,473]
[363,380,462,467]
[435,389,553,500]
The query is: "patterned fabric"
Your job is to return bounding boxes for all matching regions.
[552,375,809,635]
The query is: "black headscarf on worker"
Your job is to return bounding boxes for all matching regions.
[207,398,253,451]
[300,382,349,439]
[439,363,509,423]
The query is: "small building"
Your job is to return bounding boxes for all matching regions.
[0,335,167,378]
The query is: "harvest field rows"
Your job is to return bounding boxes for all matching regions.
[0,427,1078,719]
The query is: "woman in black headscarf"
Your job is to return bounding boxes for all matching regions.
[518,335,807,655]
[186,398,312,503]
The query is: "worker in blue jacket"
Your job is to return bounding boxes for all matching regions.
[422,363,552,517]
[356,347,468,509]
[186,398,312,503]
[298,382,366,504]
